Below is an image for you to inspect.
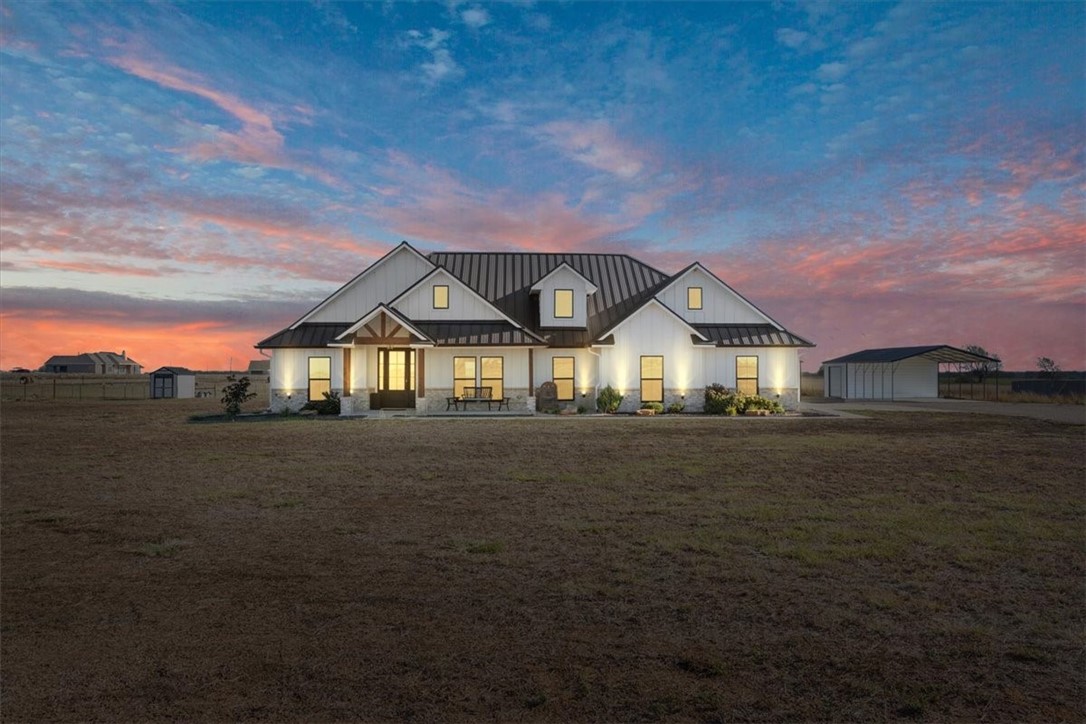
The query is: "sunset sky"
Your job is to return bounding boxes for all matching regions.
[2,1,1083,372]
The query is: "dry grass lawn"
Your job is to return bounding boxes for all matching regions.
[2,399,1083,721]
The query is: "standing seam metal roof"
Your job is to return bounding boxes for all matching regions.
[822,345,997,365]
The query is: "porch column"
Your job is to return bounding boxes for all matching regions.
[528,348,535,391]
[342,348,351,396]
[417,348,426,397]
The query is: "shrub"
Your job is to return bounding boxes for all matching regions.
[667,402,685,414]
[640,402,664,413]
[221,376,257,419]
[704,384,784,415]
[597,385,623,413]
[302,390,341,415]
[577,405,588,414]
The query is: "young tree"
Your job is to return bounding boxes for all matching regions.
[221,376,257,419]
[1036,357,1061,379]
[965,345,1001,382]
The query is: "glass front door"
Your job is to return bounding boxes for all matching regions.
[377,348,415,408]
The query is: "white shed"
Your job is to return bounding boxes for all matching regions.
[150,366,197,399]
[822,346,997,400]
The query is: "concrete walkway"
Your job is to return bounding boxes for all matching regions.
[802,399,1085,425]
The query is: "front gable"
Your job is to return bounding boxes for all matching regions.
[294,242,435,326]
[390,268,510,323]
[655,264,779,327]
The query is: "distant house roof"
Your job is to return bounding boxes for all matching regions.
[823,345,997,365]
[44,354,93,366]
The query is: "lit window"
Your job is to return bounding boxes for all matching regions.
[308,356,331,401]
[481,356,503,399]
[552,356,575,401]
[687,287,703,310]
[736,356,758,395]
[433,285,449,309]
[640,356,663,403]
[554,289,574,318]
[453,356,476,397]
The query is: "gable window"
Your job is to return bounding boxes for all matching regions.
[552,356,575,401]
[308,356,331,401]
[481,356,503,399]
[433,285,449,309]
[687,287,703,310]
[453,356,476,397]
[736,356,759,395]
[640,356,663,403]
[554,289,574,319]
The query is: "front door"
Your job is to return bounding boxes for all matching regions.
[377,348,415,409]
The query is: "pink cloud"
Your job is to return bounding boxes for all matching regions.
[536,120,649,180]
[106,53,339,186]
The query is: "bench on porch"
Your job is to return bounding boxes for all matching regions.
[446,386,510,411]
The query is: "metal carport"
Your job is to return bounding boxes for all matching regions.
[821,345,998,400]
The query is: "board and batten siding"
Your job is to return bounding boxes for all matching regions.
[534,348,599,395]
[597,302,706,397]
[656,267,770,325]
[535,265,592,329]
[703,347,800,394]
[305,246,434,324]
[392,269,507,322]
[271,348,344,394]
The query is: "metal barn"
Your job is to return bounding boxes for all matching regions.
[821,346,997,400]
[150,367,196,399]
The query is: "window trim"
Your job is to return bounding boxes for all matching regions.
[736,355,759,396]
[480,355,504,399]
[308,355,332,402]
[433,284,449,309]
[640,355,664,403]
[552,356,575,401]
[553,288,574,319]
[687,286,703,310]
[453,356,476,398]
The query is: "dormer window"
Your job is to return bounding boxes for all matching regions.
[554,289,574,318]
[687,287,703,310]
[433,285,449,309]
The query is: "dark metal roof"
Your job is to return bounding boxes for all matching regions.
[696,324,814,347]
[257,323,350,348]
[413,321,543,347]
[150,366,195,375]
[823,345,997,365]
[427,252,671,342]
[44,354,93,366]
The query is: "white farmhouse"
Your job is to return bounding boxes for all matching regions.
[256,243,814,414]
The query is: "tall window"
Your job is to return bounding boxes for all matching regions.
[308,356,331,401]
[554,289,574,318]
[736,356,758,395]
[453,356,476,397]
[640,356,663,403]
[433,284,449,309]
[687,287,703,310]
[481,356,503,398]
[552,356,574,401]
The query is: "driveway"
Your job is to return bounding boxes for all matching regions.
[803,399,1086,425]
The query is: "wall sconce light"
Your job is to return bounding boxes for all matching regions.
[681,393,686,400]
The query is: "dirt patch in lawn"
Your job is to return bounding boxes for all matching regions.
[2,400,1083,721]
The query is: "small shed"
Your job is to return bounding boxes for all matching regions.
[150,367,196,399]
[821,346,997,400]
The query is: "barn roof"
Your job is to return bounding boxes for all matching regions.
[822,345,997,365]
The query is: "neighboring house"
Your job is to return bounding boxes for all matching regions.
[821,345,997,400]
[41,351,142,375]
[256,242,814,414]
[247,359,271,375]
